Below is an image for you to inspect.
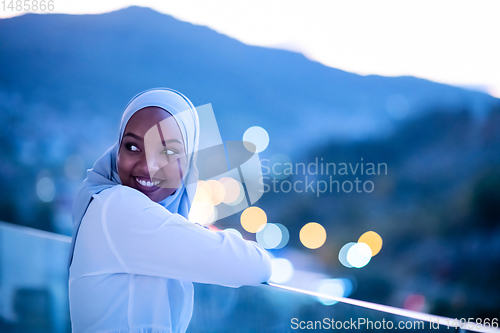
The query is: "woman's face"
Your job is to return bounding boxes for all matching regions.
[117,106,188,203]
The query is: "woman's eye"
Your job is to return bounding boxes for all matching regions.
[126,143,140,152]
[163,149,177,155]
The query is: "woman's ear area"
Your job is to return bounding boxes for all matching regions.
[116,144,123,183]
[116,147,121,170]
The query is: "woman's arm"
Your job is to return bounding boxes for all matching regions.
[100,185,272,288]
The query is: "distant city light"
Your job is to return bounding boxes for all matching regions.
[256,223,282,249]
[206,179,225,205]
[189,184,217,225]
[240,206,267,233]
[347,242,372,268]
[316,279,346,305]
[36,176,56,203]
[194,181,212,202]
[274,223,289,249]
[358,231,383,256]
[299,222,327,249]
[404,294,426,312]
[219,177,244,205]
[243,126,269,153]
[270,258,294,283]
[338,242,356,268]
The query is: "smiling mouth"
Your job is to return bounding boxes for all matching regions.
[134,176,166,189]
[135,177,160,187]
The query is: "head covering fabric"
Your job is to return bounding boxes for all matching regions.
[68,88,200,268]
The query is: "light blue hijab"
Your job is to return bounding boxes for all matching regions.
[68,88,200,268]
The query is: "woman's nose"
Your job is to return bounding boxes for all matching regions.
[134,153,157,178]
[144,153,163,177]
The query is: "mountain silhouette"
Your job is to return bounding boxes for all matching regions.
[1,6,498,157]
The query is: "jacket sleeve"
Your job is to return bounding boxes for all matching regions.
[99,186,272,288]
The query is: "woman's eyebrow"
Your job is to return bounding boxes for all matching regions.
[162,139,183,145]
[123,132,142,140]
[124,132,182,145]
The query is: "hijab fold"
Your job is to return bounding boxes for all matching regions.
[68,88,200,268]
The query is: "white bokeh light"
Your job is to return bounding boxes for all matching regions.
[256,223,282,249]
[338,242,356,268]
[270,258,294,283]
[316,279,345,305]
[188,201,217,225]
[243,126,269,153]
[274,223,289,249]
[347,242,372,268]
[219,177,245,206]
[36,177,56,203]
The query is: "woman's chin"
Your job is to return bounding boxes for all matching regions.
[143,187,179,203]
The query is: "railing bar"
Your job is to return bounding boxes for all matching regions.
[0,221,71,243]
[262,282,499,333]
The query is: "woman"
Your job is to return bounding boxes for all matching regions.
[68,88,272,333]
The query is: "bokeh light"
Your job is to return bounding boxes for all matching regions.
[189,184,217,225]
[340,278,354,297]
[316,279,346,305]
[270,258,294,283]
[240,206,267,233]
[195,181,212,202]
[36,176,56,203]
[243,126,269,153]
[206,179,225,205]
[274,223,289,249]
[404,294,426,312]
[358,231,383,256]
[188,201,217,225]
[338,242,356,268]
[256,223,282,249]
[299,222,327,249]
[219,177,245,205]
[347,243,372,268]
[224,228,243,238]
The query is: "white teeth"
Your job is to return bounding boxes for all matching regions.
[135,178,161,187]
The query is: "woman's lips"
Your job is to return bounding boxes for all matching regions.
[133,176,166,192]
